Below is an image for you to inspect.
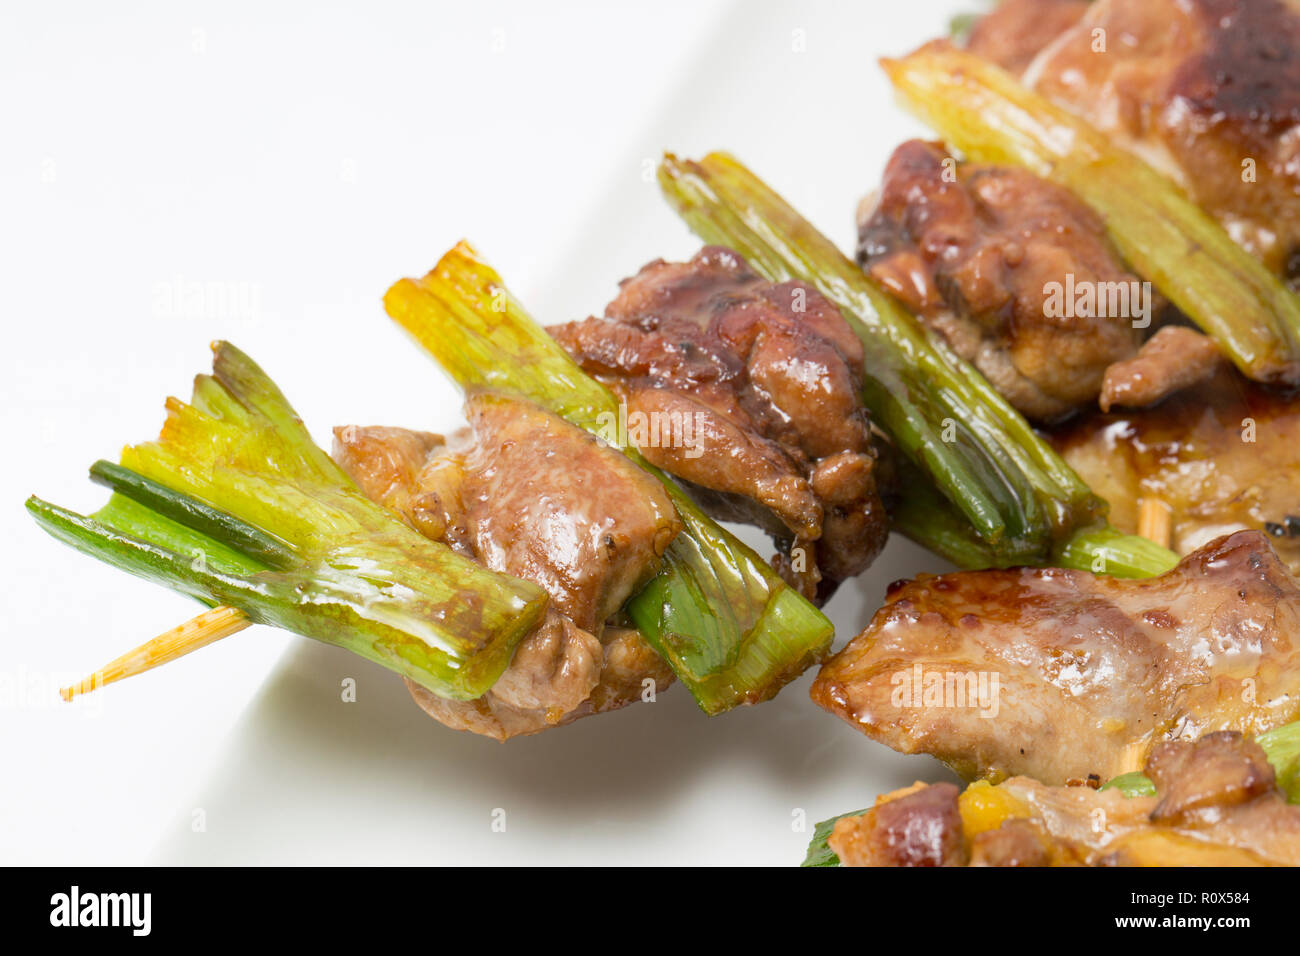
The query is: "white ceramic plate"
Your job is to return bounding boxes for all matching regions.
[1,0,970,865]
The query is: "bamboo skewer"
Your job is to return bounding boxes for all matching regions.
[1117,739,1149,776]
[1137,498,1174,551]
[59,605,251,701]
[57,503,1178,702]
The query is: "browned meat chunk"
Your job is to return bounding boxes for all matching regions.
[549,246,889,601]
[1011,0,1300,284]
[329,425,444,519]
[1098,325,1223,412]
[404,620,675,741]
[405,612,605,740]
[858,140,1150,422]
[1051,366,1300,576]
[572,626,674,715]
[833,731,1300,867]
[456,394,679,631]
[1146,731,1275,825]
[828,782,968,867]
[811,530,1300,785]
[334,392,681,740]
[968,819,1056,867]
[965,0,1090,74]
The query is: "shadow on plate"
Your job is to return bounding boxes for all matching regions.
[150,537,955,863]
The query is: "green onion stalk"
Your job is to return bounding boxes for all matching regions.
[383,241,835,715]
[882,44,1300,386]
[26,342,550,701]
[657,151,1177,577]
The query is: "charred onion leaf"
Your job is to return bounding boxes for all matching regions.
[657,151,1176,577]
[882,44,1300,387]
[383,242,835,714]
[801,808,869,868]
[27,342,548,700]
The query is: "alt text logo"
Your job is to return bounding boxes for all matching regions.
[595,403,705,458]
[49,886,151,937]
[1042,275,1153,329]
[890,663,1000,719]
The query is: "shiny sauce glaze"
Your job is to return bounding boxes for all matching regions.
[1050,367,1300,575]
[812,530,1300,785]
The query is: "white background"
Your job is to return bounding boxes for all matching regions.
[0,0,966,865]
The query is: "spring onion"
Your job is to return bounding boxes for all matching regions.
[383,242,835,714]
[27,341,549,701]
[657,151,1177,576]
[882,44,1300,386]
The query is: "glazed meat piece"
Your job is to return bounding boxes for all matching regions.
[334,392,680,740]
[1145,731,1275,825]
[549,245,889,601]
[1052,367,1300,576]
[406,622,675,741]
[964,0,1089,75]
[858,140,1152,422]
[831,731,1300,867]
[811,531,1300,785]
[828,782,968,868]
[1098,325,1223,413]
[998,0,1300,284]
[828,780,1072,868]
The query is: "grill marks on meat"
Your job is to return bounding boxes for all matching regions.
[1009,0,1300,282]
[333,393,680,740]
[811,531,1300,785]
[549,246,888,601]
[858,140,1152,422]
[1052,366,1300,576]
[831,731,1300,866]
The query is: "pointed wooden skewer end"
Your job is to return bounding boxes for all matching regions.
[59,604,252,701]
[1137,497,1174,551]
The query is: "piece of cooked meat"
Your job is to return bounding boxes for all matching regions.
[404,611,605,740]
[1145,731,1275,825]
[548,245,889,601]
[1098,325,1223,412]
[964,0,1090,75]
[811,530,1300,785]
[829,782,968,867]
[858,140,1152,422]
[333,392,681,740]
[1000,0,1300,285]
[405,622,675,741]
[832,731,1300,866]
[1051,366,1300,576]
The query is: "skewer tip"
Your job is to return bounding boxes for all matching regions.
[57,605,251,701]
